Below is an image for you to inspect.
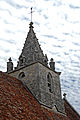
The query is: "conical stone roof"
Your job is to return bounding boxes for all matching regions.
[17,22,48,68]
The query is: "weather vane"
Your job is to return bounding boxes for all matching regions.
[30,7,34,22]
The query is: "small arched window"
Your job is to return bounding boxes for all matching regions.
[18,72,25,79]
[47,73,52,93]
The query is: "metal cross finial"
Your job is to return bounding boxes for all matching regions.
[29,7,34,22]
[31,7,33,22]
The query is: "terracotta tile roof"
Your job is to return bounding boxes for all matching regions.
[41,107,70,120]
[0,71,77,120]
[64,98,80,120]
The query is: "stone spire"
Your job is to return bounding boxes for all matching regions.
[17,22,48,68]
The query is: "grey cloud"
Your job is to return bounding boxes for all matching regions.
[4,20,14,25]
[53,0,63,7]
[44,0,64,7]
[0,56,7,61]
[44,0,52,1]
[63,32,73,37]
[40,41,46,44]
[0,65,5,70]
[56,61,61,64]
[0,46,10,53]
[55,68,60,71]
[57,12,68,21]
[16,30,25,34]
[43,15,48,19]
[19,15,29,21]
[72,64,80,68]
[47,50,59,55]
[64,52,69,55]
[70,60,80,66]
[71,79,76,82]
[7,40,16,45]
[72,42,80,46]
[5,30,15,34]
[6,40,16,44]
[52,45,63,48]
[68,20,80,24]
[35,7,43,15]
[35,22,40,26]
[37,9,42,15]
[72,31,80,35]
[63,84,70,89]
[25,0,33,2]
[3,0,28,9]
[5,49,10,53]
[0,8,12,16]
[59,39,66,42]
[64,14,68,20]
[0,38,16,44]
[74,54,80,60]
[4,20,10,24]
[12,58,17,62]
[42,35,58,39]
[69,4,80,9]
[71,61,80,65]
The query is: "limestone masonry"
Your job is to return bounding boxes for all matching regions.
[7,22,65,113]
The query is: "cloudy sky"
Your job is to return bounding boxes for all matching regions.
[0,0,80,114]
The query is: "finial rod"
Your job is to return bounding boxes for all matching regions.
[31,7,32,22]
[29,7,34,22]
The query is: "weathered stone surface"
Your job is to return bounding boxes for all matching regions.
[16,22,48,69]
[7,22,65,114]
[7,57,13,73]
[9,62,65,113]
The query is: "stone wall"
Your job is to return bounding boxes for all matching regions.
[38,63,65,113]
[9,62,65,113]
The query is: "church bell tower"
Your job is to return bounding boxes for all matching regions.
[7,8,65,114]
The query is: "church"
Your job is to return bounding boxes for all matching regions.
[0,10,80,119]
